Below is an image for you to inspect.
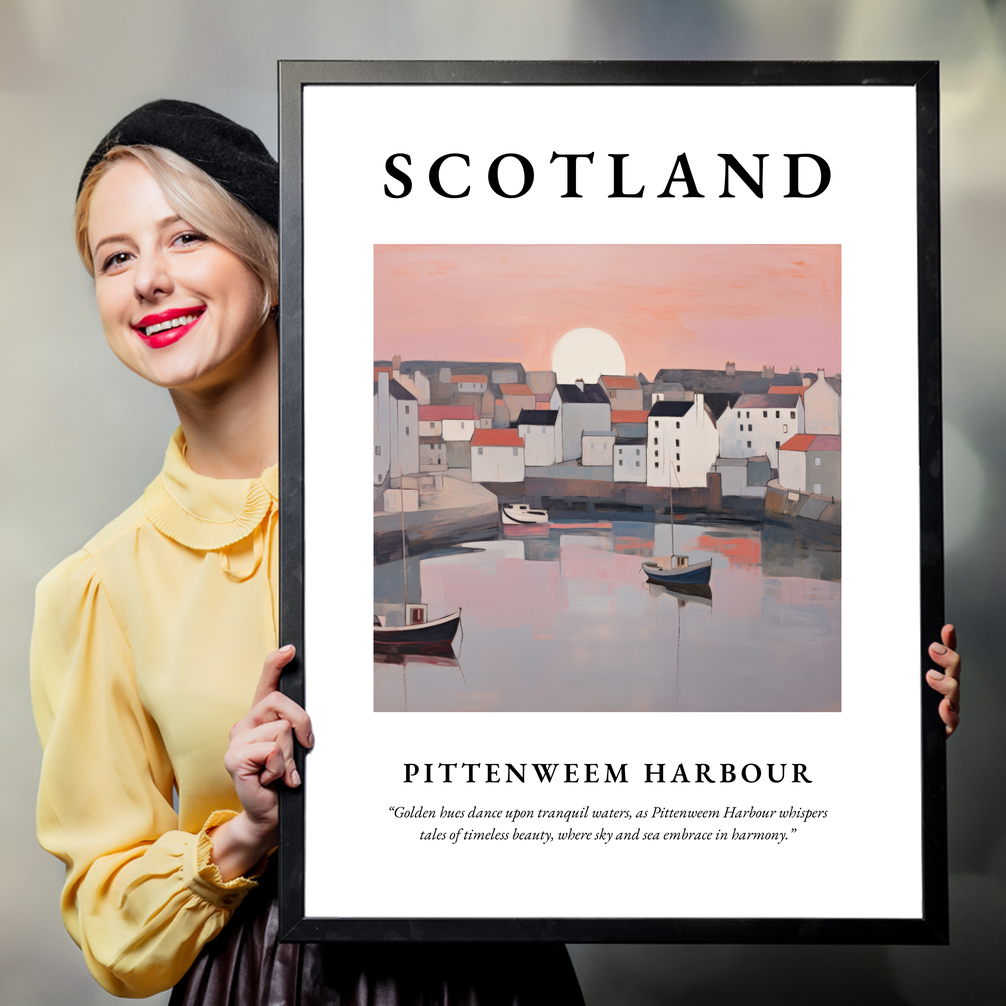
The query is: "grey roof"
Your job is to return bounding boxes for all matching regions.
[734,393,800,408]
[583,430,614,437]
[553,383,610,405]
[615,436,647,445]
[649,400,694,418]
[388,379,417,401]
[517,409,557,426]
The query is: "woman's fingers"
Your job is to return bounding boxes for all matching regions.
[927,623,961,737]
[232,689,314,750]
[230,719,302,788]
[252,644,296,707]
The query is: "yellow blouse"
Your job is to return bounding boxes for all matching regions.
[31,429,279,998]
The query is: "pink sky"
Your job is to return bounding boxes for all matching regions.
[374,245,840,378]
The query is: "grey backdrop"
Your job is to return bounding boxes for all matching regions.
[2,2,1003,1003]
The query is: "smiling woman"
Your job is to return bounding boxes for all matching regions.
[30,99,583,1006]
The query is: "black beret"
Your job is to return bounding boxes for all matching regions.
[78,99,278,228]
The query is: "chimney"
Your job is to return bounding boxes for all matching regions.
[575,378,585,392]
[694,391,704,421]
[817,368,826,382]
[392,354,402,380]
[725,361,735,376]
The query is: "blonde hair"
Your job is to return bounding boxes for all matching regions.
[75,145,278,323]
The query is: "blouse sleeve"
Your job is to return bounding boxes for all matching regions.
[31,549,262,998]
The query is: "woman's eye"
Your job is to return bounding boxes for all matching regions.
[101,251,132,273]
[173,231,207,248]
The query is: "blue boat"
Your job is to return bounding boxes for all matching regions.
[641,558,712,586]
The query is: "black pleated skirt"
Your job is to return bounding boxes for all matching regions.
[169,869,585,1006]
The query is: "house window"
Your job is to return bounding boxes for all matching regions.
[618,448,623,455]
[405,426,409,435]
[655,420,660,428]
[375,446,381,455]
[775,441,780,449]
[405,405,410,414]
[591,442,595,449]
[675,439,679,447]
[635,461,640,467]
[635,449,640,455]
[540,427,545,434]
[461,421,465,429]
[815,456,822,466]
[763,411,768,418]
[619,459,623,466]
[513,447,518,456]
[746,411,750,418]
[783,424,788,433]
[813,483,822,494]
[676,453,680,460]
[654,462,658,468]
[477,447,483,455]
[676,465,680,472]
[653,437,658,445]
[790,411,796,419]
[747,441,752,448]
[654,450,659,457]
[675,422,680,429]
[775,411,780,419]
[737,411,741,418]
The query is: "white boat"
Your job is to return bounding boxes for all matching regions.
[501,504,548,525]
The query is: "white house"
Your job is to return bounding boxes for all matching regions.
[417,404,480,441]
[470,428,525,482]
[550,382,611,461]
[387,378,419,478]
[720,393,805,468]
[646,395,719,489]
[613,437,647,482]
[778,434,842,497]
[804,369,841,434]
[581,430,615,466]
[517,409,558,467]
[374,372,391,486]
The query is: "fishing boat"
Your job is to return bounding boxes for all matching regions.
[641,479,712,585]
[375,494,462,654]
[642,557,713,586]
[373,609,462,654]
[501,503,548,525]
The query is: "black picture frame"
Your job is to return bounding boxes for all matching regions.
[277,60,945,944]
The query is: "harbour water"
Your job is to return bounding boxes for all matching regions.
[374,519,840,713]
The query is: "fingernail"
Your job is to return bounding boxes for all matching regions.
[307,732,315,748]
[928,670,944,680]
[280,644,295,654]
[931,643,947,655]
[292,768,301,787]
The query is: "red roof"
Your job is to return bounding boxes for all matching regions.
[417,405,479,421]
[499,383,533,396]
[611,409,649,423]
[601,375,640,390]
[471,429,524,447]
[450,374,487,383]
[535,401,552,410]
[373,367,392,380]
[768,385,806,397]
[780,434,841,452]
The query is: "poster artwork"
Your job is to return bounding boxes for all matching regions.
[372,244,841,715]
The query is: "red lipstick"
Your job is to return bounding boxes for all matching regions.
[132,306,205,349]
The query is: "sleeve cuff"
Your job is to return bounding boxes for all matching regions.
[182,810,269,909]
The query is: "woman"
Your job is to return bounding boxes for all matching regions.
[31,100,585,1003]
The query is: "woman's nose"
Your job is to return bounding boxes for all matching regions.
[133,249,173,302]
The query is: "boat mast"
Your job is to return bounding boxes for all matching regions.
[401,498,408,621]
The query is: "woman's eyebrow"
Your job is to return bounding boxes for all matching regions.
[92,216,185,257]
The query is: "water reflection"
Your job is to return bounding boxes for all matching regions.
[373,519,840,714]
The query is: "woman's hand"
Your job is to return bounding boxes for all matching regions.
[209,645,314,881]
[926,624,961,737]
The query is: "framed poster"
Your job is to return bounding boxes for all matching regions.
[277,61,946,943]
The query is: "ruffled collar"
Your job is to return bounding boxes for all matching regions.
[143,428,278,551]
